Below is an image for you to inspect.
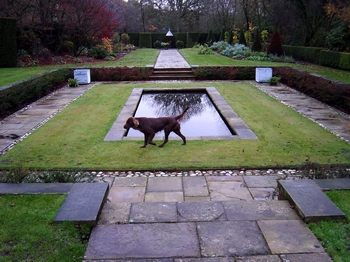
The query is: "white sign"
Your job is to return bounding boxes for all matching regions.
[255,68,272,83]
[74,69,91,84]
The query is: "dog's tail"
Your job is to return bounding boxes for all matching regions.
[175,107,190,121]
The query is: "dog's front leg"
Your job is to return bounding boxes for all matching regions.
[140,133,149,148]
[148,133,156,146]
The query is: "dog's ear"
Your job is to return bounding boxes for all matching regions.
[132,117,139,127]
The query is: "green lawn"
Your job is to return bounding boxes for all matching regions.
[179,48,350,84]
[309,190,350,262]
[0,194,90,261]
[1,81,349,170]
[0,49,160,87]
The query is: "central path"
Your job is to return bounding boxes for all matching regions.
[154,49,191,68]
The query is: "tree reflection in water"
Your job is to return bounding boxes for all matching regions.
[128,91,232,137]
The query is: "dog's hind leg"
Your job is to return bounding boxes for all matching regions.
[173,129,186,145]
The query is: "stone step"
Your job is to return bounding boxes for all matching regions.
[0,183,73,194]
[278,179,345,222]
[54,182,109,225]
[150,67,195,80]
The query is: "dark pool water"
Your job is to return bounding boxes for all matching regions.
[126,91,233,137]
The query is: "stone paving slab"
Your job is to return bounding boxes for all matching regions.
[129,202,177,223]
[177,201,226,222]
[258,220,325,254]
[145,191,184,202]
[0,182,73,194]
[54,182,109,224]
[197,221,270,257]
[278,179,345,222]
[183,176,209,197]
[314,178,350,190]
[207,181,252,201]
[244,175,278,188]
[147,176,182,192]
[223,200,276,220]
[97,202,131,225]
[84,223,200,259]
[108,186,145,203]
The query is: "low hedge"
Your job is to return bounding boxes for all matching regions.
[90,67,153,81]
[193,66,255,80]
[274,67,350,114]
[319,50,350,70]
[0,68,72,119]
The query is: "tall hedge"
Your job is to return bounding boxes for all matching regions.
[283,45,322,63]
[128,33,140,46]
[139,33,152,48]
[319,50,350,70]
[186,32,201,48]
[0,18,17,68]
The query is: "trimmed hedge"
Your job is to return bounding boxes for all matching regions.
[186,33,201,48]
[139,33,152,48]
[0,18,17,68]
[0,68,71,119]
[90,67,153,81]
[193,66,255,80]
[283,45,350,70]
[274,67,350,114]
[283,45,322,64]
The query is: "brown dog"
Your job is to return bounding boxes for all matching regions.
[124,107,190,148]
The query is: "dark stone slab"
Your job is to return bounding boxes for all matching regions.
[129,202,177,223]
[278,179,345,222]
[223,200,275,220]
[314,178,350,190]
[177,201,226,222]
[258,220,325,254]
[84,223,200,259]
[280,253,332,262]
[54,183,109,225]
[197,221,269,257]
[0,183,73,194]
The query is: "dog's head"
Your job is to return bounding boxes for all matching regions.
[123,117,139,129]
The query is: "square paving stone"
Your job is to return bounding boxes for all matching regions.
[266,201,300,220]
[248,188,276,200]
[85,223,200,259]
[205,176,243,182]
[223,200,275,221]
[147,177,183,192]
[98,202,131,225]
[258,220,325,254]
[197,221,270,257]
[108,186,145,203]
[244,176,278,188]
[145,192,183,202]
[129,202,177,223]
[113,177,147,187]
[208,181,252,201]
[280,253,332,262]
[183,176,209,197]
[177,201,226,222]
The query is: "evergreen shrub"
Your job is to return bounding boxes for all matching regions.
[267,30,283,56]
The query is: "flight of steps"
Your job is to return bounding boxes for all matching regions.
[149,67,195,80]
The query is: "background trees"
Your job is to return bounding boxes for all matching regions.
[1,0,349,56]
